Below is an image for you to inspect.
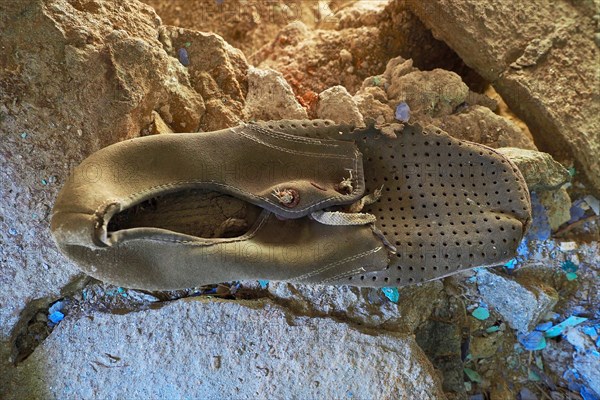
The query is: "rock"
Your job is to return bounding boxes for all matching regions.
[406,0,600,196]
[143,0,313,55]
[497,148,571,191]
[150,111,174,134]
[538,188,572,231]
[574,352,600,396]
[470,334,502,359]
[436,106,537,150]
[476,269,558,333]
[267,281,444,333]
[353,89,395,124]
[416,320,464,395]
[2,299,445,399]
[317,85,365,126]
[159,26,249,131]
[253,22,396,96]
[386,69,469,118]
[243,67,307,121]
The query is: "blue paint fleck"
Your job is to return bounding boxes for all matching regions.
[48,300,65,324]
[41,179,48,185]
[258,280,269,289]
[582,325,598,338]
[395,102,410,122]
[8,227,17,235]
[504,258,517,269]
[381,287,399,303]
[545,316,588,338]
[535,321,553,332]
[178,48,190,66]
[20,132,27,139]
[568,199,587,224]
[566,272,578,281]
[562,260,579,273]
[472,307,490,321]
[518,331,547,351]
[49,311,64,324]
[464,368,482,383]
[486,326,500,333]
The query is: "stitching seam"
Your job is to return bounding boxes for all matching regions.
[294,246,383,281]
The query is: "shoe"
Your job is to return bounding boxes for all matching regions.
[51,120,531,290]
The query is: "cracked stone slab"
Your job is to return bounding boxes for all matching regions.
[267,281,444,333]
[1,298,445,399]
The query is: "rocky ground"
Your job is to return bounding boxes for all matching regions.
[1,0,599,399]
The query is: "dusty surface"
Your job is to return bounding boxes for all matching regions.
[3,299,445,399]
[1,0,599,399]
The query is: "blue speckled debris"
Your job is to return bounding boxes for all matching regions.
[20,132,27,139]
[381,287,399,303]
[178,48,190,66]
[258,280,269,289]
[545,316,588,338]
[486,326,500,333]
[395,102,410,122]
[504,258,517,269]
[472,307,490,321]
[518,331,547,351]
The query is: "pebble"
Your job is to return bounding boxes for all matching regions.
[339,49,352,64]
[395,102,411,122]
[178,48,190,66]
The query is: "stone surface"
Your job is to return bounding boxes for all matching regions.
[386,69,469,119]
[574,352,600,396]
[143,0,317,55]
[159,26,249,131]
[497,147,571,191]
[406,0,600,196]
[2,299,445,399]
[538,188,572,231]
[254,22,390,96]
[476,268,558,333]
[267,281,444,332]
[243,67,307,121]
[316,85,364,126]
[437,106,537,150]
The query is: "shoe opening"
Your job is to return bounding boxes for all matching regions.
[107,189,263,238]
